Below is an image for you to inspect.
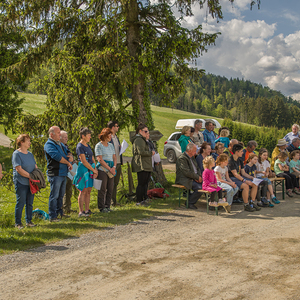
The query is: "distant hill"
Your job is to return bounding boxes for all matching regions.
[150,73,300,129]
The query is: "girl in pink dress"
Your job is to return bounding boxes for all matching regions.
[202,156,227,207]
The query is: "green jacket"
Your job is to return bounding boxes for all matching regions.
[175,152,202,189]
[178,134,193,153]
[131,134,152,172]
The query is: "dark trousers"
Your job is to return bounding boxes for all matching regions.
[189,181,203,205]
[277,171,298,190]
[210,190,223,201]
[111,163,122,205]
[97,170,114,210]
[136,171,151,203]
[63,177,73,213]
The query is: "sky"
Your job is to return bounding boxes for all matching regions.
[180,0,300,100]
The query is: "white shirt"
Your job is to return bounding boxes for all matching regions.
[256,160,270,178]
[214,165,228,181]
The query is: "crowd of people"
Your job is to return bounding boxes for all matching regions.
[176,120,300,213]
[3,119,300,228]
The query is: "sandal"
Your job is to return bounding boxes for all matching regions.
[209,201,218,207]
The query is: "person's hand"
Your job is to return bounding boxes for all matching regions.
[67,153,74,163]
[231,183,237,188]
[68,163,73,171]
[245,180,252,186]
[110,168,116,176]
[198,176,202,183]
[152,151,155,156]
[93,169,98,177]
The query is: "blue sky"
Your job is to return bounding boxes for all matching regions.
[180,0,300,100]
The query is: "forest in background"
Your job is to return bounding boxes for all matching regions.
[149,73,300,129]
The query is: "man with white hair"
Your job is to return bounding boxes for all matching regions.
[44,126,73,222]
[284,124,300,145]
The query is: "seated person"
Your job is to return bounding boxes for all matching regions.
[271,139,289,170]
[212,142,224,161]
[286,138,300,157]
[228,144,259,212]
[196,142,211,173]
[215,129,230,148]
[223,139,238,157]
[284,124,300,145]
[175,143,202,209]
[289,150,300,178]
[241,140,258,165]
[274,152,300,197]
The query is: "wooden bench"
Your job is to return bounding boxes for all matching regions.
[198,189,228,216]
[172,184,226,215]
[269,177,285,200]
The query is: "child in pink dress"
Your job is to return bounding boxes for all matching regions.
[202,156,227,207]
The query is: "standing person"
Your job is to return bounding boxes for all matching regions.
[284,124,300,145]
[44,126,73,222]
[193,119,204,147]
[74,127,98,217]
[107,120,123,206]
[60,131,76,214]
[95,128,116,213]
[12,134,37,229]
[196,142,211,173]
[131,123,154,206]
[178,126,193,153]
[203,121,216,150]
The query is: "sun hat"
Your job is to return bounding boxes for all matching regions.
[277,139,288,146]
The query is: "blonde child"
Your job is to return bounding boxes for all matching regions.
[202,156,227,207]
[256,148,279,205]
[274,152,300,197]
[215,154,239,213]
[215,129,230,148]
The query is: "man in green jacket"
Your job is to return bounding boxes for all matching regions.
[175,143,203,209]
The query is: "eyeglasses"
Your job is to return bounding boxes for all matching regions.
[143,130,149,133]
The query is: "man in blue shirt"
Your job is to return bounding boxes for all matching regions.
[203,121,216,150]
[284,124,300,145]
[44,126,73,222]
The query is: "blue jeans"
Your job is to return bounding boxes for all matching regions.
[48,176,66,219]
[218,182,239,205]
[189,181,203,205]
[14,181,34,225]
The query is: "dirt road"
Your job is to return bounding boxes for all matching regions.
[1,197,300,300]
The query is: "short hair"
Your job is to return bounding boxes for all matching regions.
[230,139,238,145]
[186,143,196,152]
[200,142,211,154]
[136,123,147,134]
[216,153,229,166]
[205,121,212,127]
[60,130,67,136]
[232,144,243,154]
[218,126,230,136]
[194,119,202,127]
[99,128,112,141]
[220,129,229,137]
[79,127,91,138]
[258,148,268,164]
[290,150,300,159]
[277,152,288,160]
[215,142,224,151]
[203,155,215,169]
[16,134,30,147]
[190,127,195,133]
[247,140,258,148]
[292,124,300,130]
[107,120,118,129]
[181,126,191,135]
[292,138,300,144]
[246,153,258,163]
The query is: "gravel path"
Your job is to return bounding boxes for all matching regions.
[1,197,300,299]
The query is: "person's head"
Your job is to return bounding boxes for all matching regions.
[79,127,92,142]
[215,142,225,155]
[290,150,300,161]
[258,148,268,164]
[239,141,245,148]
[60,131,68,145]
[136,123,149,138]
[216,153,229,167]
[200,142,211,156]
[277,139,288,150]
[205,121,214,132]
[246,153,258,165]
[220,129,229,138]
[292,124,299,134]
[232,143,244,157]
[49,126,61,141]
[203,155,215,170]
[247,140,258,152]
[107,120,119,135]
[194,119,203,131]
[185,143,197,157]
[16,134,31,149]
[99,128,112,142]
[228,139,238,150]
[181,126,191,136]
[292,138,300,148]
[190,127,195,137]
[277,151,288,162]
[218,126,230,137]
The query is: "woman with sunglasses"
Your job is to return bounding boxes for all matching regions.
[131,123,155,206]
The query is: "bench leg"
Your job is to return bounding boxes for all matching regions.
[215,193,218,216]
[282,180,285,200]
[178,189,181,207]
[186,191,189,208]
[274,181,277,197]
[206,193,209,214]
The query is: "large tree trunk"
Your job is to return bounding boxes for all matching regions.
[125,0,148,125]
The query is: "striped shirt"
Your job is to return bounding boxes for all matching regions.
[95,142,115,161]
